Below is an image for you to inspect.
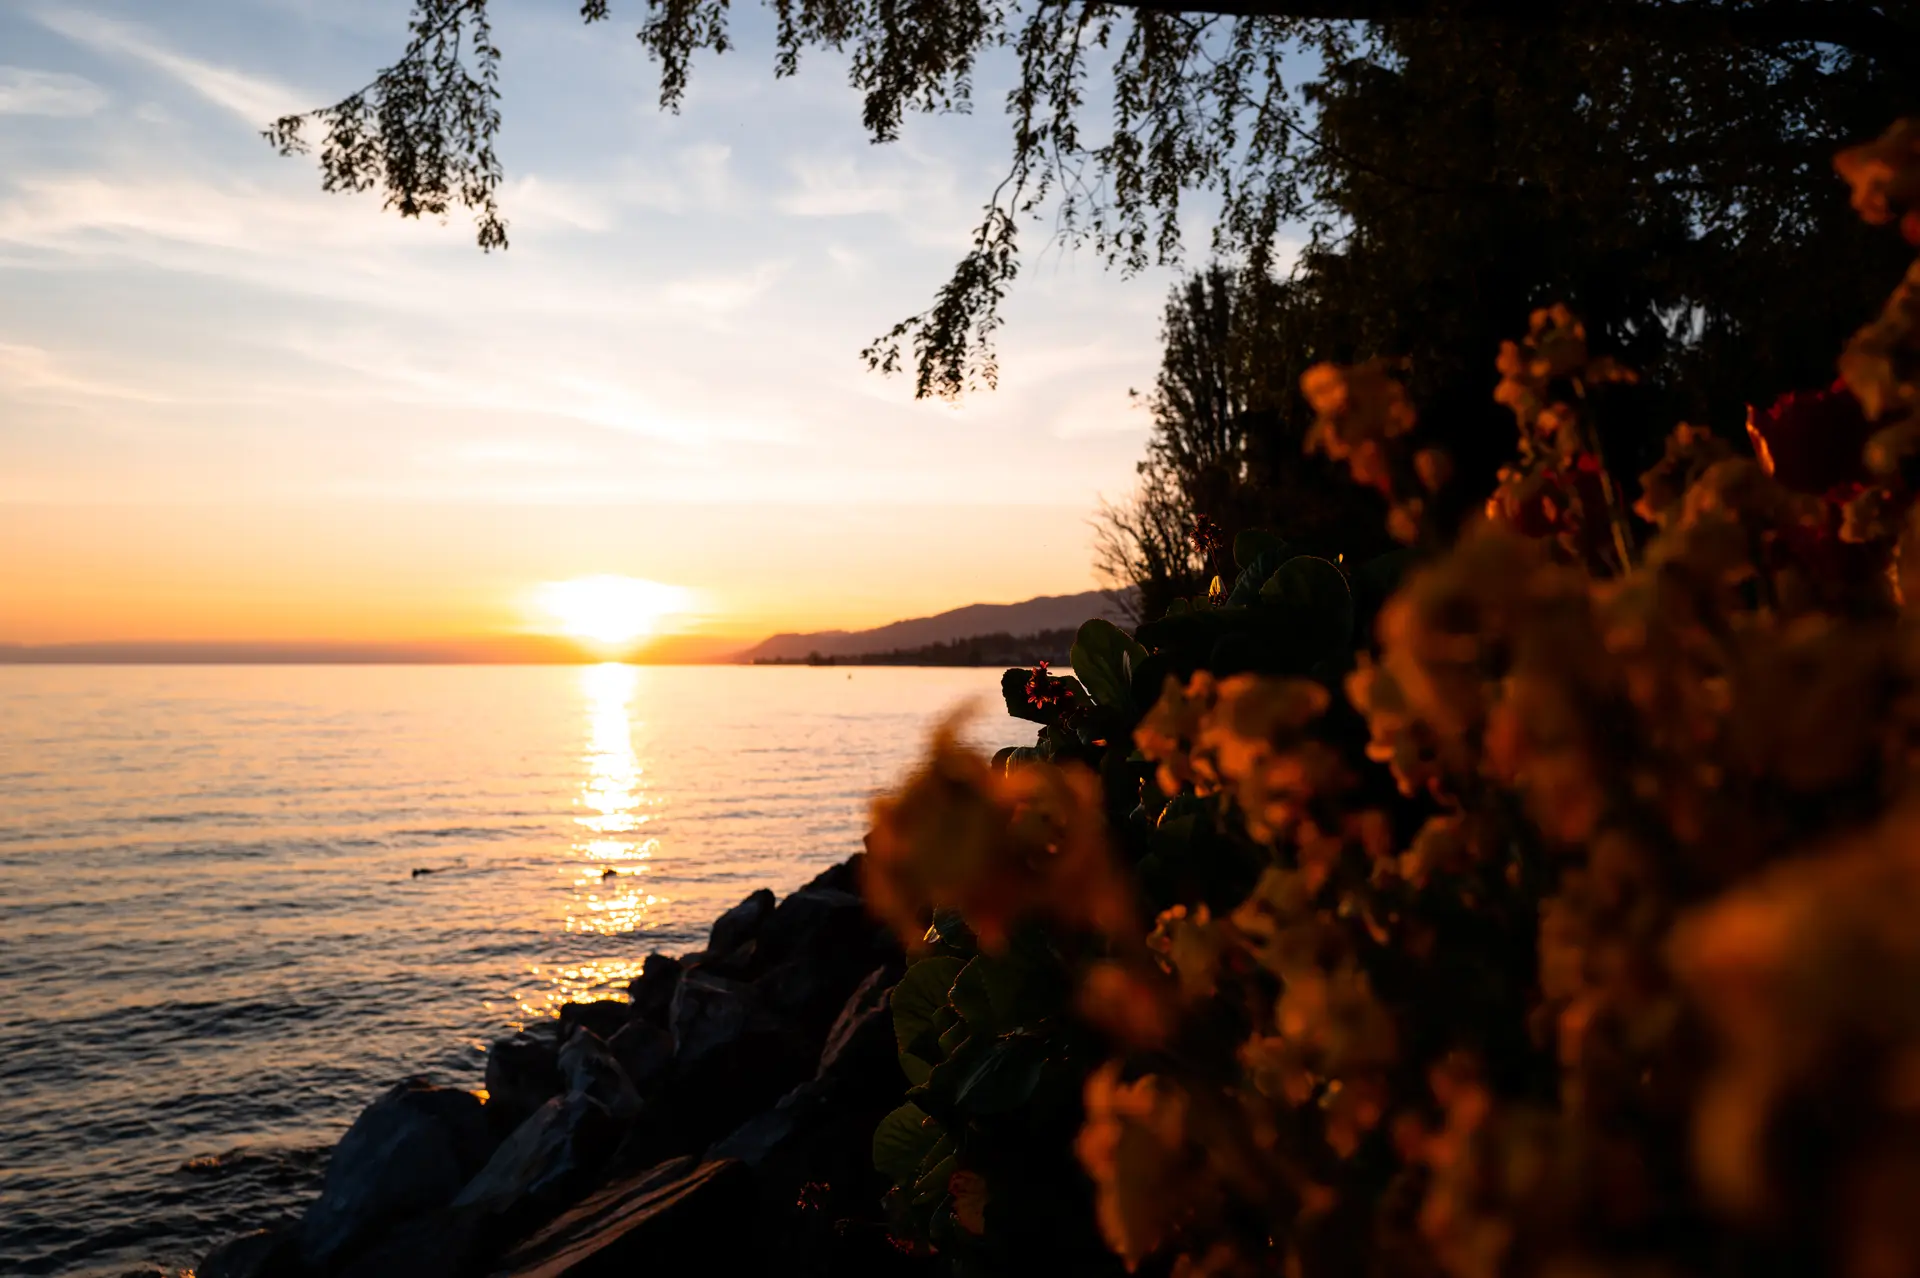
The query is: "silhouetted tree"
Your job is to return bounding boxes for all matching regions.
[273,2,1915,465]
[1097,265,1397,613]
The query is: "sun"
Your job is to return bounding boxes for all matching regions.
[537,576,691,648]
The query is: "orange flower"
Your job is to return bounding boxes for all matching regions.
[864,712,1137,951]
[1134,671,1222,797]
[1077,1064,1196,1270]
[1836,118,1920,242]
[1080,960,1179,1048]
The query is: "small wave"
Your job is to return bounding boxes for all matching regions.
[388,824,539,842]
[178,1143,330,1183]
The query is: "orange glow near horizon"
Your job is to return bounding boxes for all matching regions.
[0,502,1103,650]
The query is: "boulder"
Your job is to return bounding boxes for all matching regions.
[706,888,776,960]
[490,1157,754,1277]
[709,969,899,1173]
[623,954,681,1028]
[666,970,812,1148]
[453,1092,619,1219]
[298,1078,494,1271]
[669,970,793,1076]
[754,888,872,969]
[799,855,863,896]
[753,889,899,1044]
[706,972,912,1277]
[196,1228,297,1278]
[606,1019,673,1096]
[557,1030,641,1123]
[816,967,897,1085]
[557,1000,629,1044]
[485,1031,562,1129]
[335,1207,479,1278]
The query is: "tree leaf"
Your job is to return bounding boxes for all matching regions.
[1259,555,1354,662]
[1068,618,1150,712]
[951,1033,1048,1115]
[893,955,966,1056]
[872,1102,940,1182]
[1233,528,1291,570]
[913,1153,959,1205]
[1228,545,1292,607]
[948,953,1027,1035]
[938,1018,972,1057]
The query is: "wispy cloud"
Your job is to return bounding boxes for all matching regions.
[0,341,178,405]
[775,151,960,220]
[0,66,108,116]
[35,8,302,122]
[659,261,788,318]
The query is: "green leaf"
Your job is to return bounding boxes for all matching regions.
[893,956,966,1055]
[916,1033,991,1114]
[900,1052,934,1086]
[937,1018,971,1057]
[951,1033,1048,1115]
[925,908,977,952]
[913,1153,958,1205]
[1228,544,1292,607]
[1068,618,1149,712]
[948,954,1026,1035]
[1233,528,1290,570]
[1259,555,1354,661]
[872,1103,939,1182]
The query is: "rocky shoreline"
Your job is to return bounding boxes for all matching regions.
[198,855,929,1278]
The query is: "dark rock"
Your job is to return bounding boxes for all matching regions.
[335,1207,479,1278]
[623,953,681,1027]
[753,889,900,1045]
[669,970,789,1077]
[816,968,896,1083]
[755,888,871,969]
[484,1032,562,1130]
[453,1093,618,1220]
[491,1157,754,1277]
[707,887,776,958]
[709,970,897,1172]
[298,1078,493,1271]
[606,1019,673,1096]
[198,1227,302,1278]
[557,1000,629,1044]
[800,855,863,896]
[197,1229,290,1278]
[704,1078,829,1171]
[665,970,813,1149]
[706,973,912,1277]
[557,1030,640,1123]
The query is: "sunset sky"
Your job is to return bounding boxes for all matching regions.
[0,0,1240,650]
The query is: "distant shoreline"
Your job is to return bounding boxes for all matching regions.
[0,655,1030,667]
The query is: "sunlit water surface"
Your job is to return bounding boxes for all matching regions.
[0,664,1017,1276]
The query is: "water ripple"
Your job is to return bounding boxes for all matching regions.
[0,663,1018,1276]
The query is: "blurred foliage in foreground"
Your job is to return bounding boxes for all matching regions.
[861,118,1920,1278]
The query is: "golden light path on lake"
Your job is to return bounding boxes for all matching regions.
[517,663,665,1020]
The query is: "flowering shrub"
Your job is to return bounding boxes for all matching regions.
[863,118,1920,1278]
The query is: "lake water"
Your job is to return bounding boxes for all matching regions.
[0,664,1018,1277]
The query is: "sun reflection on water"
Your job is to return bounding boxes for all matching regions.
[518,663,671,1021]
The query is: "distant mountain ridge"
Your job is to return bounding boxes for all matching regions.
[0,593,1134,666]
[738,590,1132,663]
